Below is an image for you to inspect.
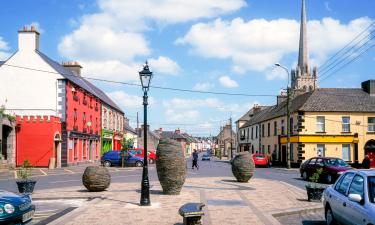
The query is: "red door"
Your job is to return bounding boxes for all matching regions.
[368,151,375,168]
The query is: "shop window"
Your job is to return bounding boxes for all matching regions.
[342,144,351,161]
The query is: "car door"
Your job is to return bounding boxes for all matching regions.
[125,153,136,166]
[345,175,368,225]
[111,152,121,166]
[329,172,354,224]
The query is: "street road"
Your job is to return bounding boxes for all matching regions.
[0,155,325,224]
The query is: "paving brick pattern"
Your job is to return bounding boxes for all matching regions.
[32,174,323,225]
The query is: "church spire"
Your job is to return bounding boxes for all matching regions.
[298,0,308,72]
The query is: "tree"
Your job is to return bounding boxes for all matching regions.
[120,137,135,167]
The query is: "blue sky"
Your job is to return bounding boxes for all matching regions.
[0,0,374,136]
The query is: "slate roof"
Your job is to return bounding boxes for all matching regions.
[242,87,375,126]
[160,131,187,140]
[37,51,123,113]
[0,61,4,66]
[124,122,136,134]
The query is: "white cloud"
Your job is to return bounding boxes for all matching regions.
[81,60,140,81]
[266,67,288,80]
[0,37,10,60]
[193,82,214,91]
[219,76,238,88]
[163,98,221,109]
[165,109,200,122]
[324,2,332,12]
[177,17,373,74]
[149,56,180,75]
[107,90,156,109]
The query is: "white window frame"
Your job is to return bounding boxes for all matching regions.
[368,117,375,132]
[316,116,325,132]
[342,144,351,161]
[342,117,350,132]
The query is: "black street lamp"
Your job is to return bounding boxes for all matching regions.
[139,61,153,206]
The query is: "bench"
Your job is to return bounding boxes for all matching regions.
[178,203,205,225]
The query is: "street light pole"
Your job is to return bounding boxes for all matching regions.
[139,61,153,206]
[275,63,291,169]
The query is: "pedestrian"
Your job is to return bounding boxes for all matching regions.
[362,154,371,169]
[192,149,199,170]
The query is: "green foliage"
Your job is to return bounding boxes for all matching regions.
[0,105,16,123]
[309,168,323,183]
[121,137,134,151]
[17,160,33,181]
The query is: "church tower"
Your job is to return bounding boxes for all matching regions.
[291,0,318,92]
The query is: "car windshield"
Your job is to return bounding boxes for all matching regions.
[324,158,349,167]
[255,155,265,159]
[369,176,375,204]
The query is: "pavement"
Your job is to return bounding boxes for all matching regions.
[28,172,322,225]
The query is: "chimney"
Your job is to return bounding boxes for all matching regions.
[62,61,82,76]
[362,80,375,96]
[18,25,40,51]
[253,104,262,113]
[277,95,287,105]
[175,128,180,134]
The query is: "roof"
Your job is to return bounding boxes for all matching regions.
[124,123,136,134]
[0,61,4,66]
[356,169,375,176]
[241,87,375,126]
[160,131,187,140]
[37,51,124,113]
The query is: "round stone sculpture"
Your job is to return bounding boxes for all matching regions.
[82,166,111,192]
[231,152,255,182]
[156,138,187,195]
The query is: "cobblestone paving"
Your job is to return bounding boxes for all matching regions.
[276,209,325,225]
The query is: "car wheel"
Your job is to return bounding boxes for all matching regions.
[302,172,308,180]
[326,174,333,184]
[103,161,111,167]
[149,158,155,164]
[325,206,336,225]
[135,161,143,167]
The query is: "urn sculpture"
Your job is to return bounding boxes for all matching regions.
[82,166,111,192]
[231,152,255,182]
[156,138,187,195]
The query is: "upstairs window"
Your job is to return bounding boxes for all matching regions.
[73,109,77,123]
[368,117,375,132]
[274,121,277,136]
[83,112,86,126]
[281,120,285,135]
[342,117,350,132]
[261,124,265,137]
[316,116,325,132]
[267,123,270,137]
[251,127,254,140]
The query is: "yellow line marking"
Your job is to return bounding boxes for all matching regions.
[39,169,48,176]
[64,169,74,174]
[14,171,18,179]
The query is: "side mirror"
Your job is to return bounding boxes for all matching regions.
[348,193,363,204]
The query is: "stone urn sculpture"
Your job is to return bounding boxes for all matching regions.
[156,138,187,195]
[231,152,255,182]
[82,166,111,192]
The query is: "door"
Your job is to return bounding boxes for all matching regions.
[368,151,375,168]
[345,175,367,225]
[330,172,355,224]
[281,145,287,166]
[89,140,93,161]
[110,152,121,166]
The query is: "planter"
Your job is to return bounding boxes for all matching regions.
[306,185,325,202]
[231,152,255,182]
[82,166,111,192]
[16,180,36,194]
[156,138,186,195]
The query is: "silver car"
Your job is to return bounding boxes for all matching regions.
[323,169,375,225]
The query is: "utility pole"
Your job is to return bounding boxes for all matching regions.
[286,87,291,169]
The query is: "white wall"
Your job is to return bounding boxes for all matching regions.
[0,32,63,116]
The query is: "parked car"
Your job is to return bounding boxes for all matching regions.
[202,153,211,161]
[300,157,352,183]
[101,151,144,167]
[0,190,35,224]
[252,153,269,167]
[128,148,157,164]
[323,169,375,225]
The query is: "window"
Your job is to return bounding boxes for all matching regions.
[274,144,278,160]
[308,158,316,165]
[317,144,325,157]
[83,112,86,124]
[274,121,277,136]
[348,175,364,200]
[73,109,77,122]
[262,124,265,137]
[290,144,294,160]
[281,120,285,135]
[342,144,351,161]
[95,118,98,129]
[247,128,249,140]
[255,126,258,139]
[251,127,253,140]
[267,145,270,154]
[262,145,265,154]
[342,117,350,132]
[368,117,375,132]
[73,139,78,159]
[316,116,325,132]
[290,118,294,134]
[335,173,354,195]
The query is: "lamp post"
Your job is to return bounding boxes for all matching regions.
[139,61,153,206]
[275,63,291,169]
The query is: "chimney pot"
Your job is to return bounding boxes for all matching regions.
[31,25,36,31]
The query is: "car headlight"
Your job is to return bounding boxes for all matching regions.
[4,204,15,214]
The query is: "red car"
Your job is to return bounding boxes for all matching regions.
[128,148,157,164]
[252,153,269,167]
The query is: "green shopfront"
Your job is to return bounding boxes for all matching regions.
[101,129,113,155]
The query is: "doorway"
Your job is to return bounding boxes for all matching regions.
[54,133,61,168]
[281,145,287,166]
[364,139,375,168]
[89,140,93,161]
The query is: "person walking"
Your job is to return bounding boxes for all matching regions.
[362,154,371,169]
[192,149,199,170]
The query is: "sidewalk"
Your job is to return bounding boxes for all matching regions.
[32,174,322,225]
